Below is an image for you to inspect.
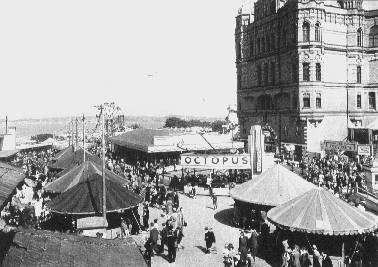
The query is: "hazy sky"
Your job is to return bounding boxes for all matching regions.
[1,1,376,120]
[0,0,248,119]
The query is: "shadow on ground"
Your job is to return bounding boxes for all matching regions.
[213,208,239,228]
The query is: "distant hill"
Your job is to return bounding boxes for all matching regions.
[0,115,223,138]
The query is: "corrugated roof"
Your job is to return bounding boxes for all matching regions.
[109,128,181,152]
[1,229,148,267]
[0,162,25,208]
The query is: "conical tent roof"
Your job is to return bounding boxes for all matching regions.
[47,176,142,215]
[231,164,316,207]
[53,145,73,160]
[49,147,101,171]
[268,188,378,235]
[45,161,127,193]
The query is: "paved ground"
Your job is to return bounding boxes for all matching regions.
[149,193,272,267]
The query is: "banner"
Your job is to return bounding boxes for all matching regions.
[180,154,251,169]
[323,140,357,152]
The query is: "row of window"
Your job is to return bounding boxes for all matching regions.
[301,92,376,110]
[302,22,321,42]
[302,63,322,82]
[302,93,322,109]
[357,92,376,110]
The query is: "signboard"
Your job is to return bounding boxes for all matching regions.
[180,154,250,169]
[323,140,357,152]
[357,145,371,156]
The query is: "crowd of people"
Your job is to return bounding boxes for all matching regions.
[142,193,186,264]
[1,149,56,229]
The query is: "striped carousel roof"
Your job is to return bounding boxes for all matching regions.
[267,187,378,235]
[46,176,142,215]
[45,161,127,193]
[231,164,316,207]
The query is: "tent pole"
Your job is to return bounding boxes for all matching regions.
[342,240,345,267]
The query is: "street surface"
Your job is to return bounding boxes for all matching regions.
[150,193,272,267]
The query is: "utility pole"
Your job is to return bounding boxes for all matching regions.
[82,114,85,162]
[75,117,79,150]
[100,106,107,221]
[5,116,8,134]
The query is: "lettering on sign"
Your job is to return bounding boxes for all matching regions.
[357,145,371,156]
[323,140,357,152]
[180,154,251,169]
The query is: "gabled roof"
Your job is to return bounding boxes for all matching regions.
[0,162,25,208]
[268,188,378,235]
[231,164,316,207]
[1,229,147,267]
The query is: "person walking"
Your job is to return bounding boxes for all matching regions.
[205,227,216,254]
[291,245,301,267]
[160,222,168,254]
[313,245,322,267]
[167,225,178,263]
[142,204,149,230]
[248,229,258,264]
[238,230,249,266]
[212,193,218,210]
[149,222,159,256]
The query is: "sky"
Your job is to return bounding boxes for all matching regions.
[0,0,248,119]
[1,1,376,120]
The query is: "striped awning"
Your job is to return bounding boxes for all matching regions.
[231,164,316,207]
[267,187,378,235]
[45,161,127,193]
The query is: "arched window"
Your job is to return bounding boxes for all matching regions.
[315,23,321,42]
[357,28,362,47]
[257,65,262,86]
[369,25,378,47]
[303,22,310,42]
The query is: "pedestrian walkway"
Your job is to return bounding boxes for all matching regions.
[150,193,272,266]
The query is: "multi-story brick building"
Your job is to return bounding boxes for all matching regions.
[236,0,378,156]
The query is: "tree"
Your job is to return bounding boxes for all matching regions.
[129,123,141,129]
[164,117,188,128]
[211,120,227,133]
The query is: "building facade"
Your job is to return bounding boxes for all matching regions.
[236,0,378,154]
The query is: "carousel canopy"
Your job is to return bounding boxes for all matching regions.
[49,147,101,171]
[47,176,142,215]
[0,162,25,208]
[45,161,127,193]
[231,164,316,207]
[267,188,378,235]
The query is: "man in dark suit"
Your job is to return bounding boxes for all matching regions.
[205,227,216,254]
[239,230,249,265]
[160,222,168,254]
[167,225,178,263]
[149,222,159,256]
